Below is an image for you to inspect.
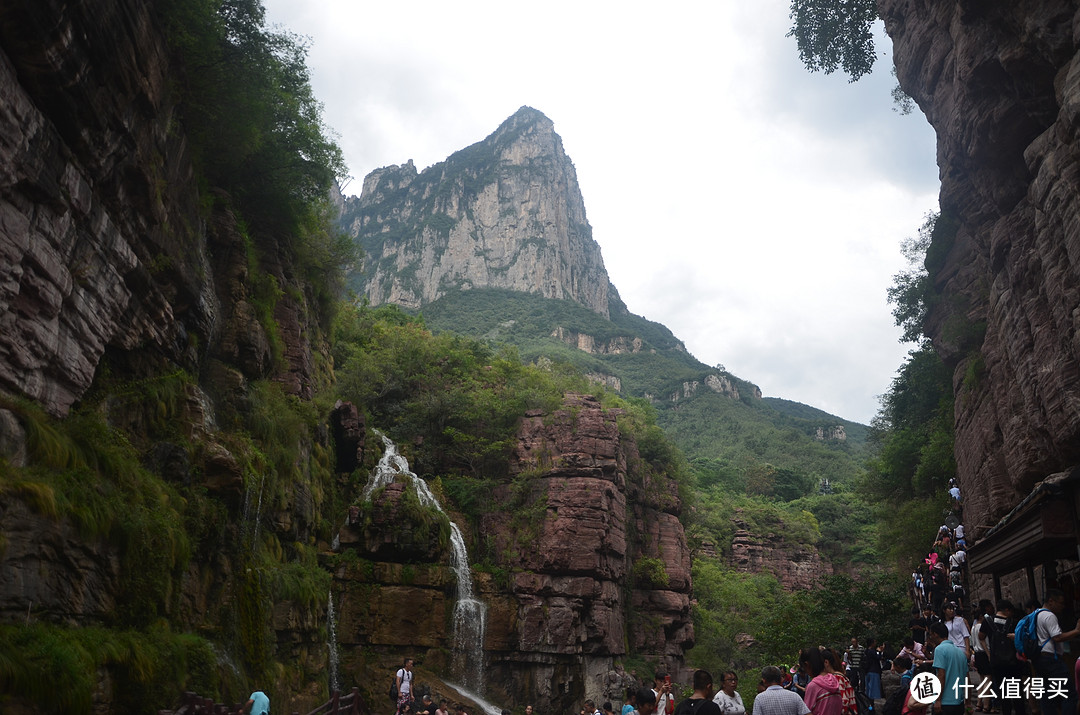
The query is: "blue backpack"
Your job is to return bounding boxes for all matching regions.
[1014,608,1053,661]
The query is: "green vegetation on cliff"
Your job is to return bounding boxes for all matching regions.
[0,0,355,709]
[420,288,867,490]
[419,289,876,572]
[332,301,688,485]
[412,288,892,676]
[859,212,958,567]
[157,0,354,324]
[0,369,345,710]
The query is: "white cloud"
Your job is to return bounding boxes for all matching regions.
[262,0,939,424]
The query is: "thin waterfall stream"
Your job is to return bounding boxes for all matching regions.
[363,432,488,694]
[241,473,266,553]
[327,590,340,693]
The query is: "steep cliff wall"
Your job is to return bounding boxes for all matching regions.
[341,107,615,317]
[332,394,693,713]
[0,1,340,711]
[0,0,320,417]
[0,0,209,416]
[882,0,1080,536]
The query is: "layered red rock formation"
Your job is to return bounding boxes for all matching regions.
[882,0,1080,534]
[489,393,692,707]
[727,528,834,591]
[332,394,693,714]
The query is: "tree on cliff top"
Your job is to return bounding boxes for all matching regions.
[157,0,348,233]
[788,0,879,81]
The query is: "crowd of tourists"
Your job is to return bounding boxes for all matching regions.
[382,482,1080,715]
[890,480,1080,715]
[594,476,1080,715]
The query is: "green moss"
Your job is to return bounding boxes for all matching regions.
[235,567,273,679]
[359,479,451,557]
[507,471,547,550]
[247,257,286,369]
[961,352,987,393]
[270,558,332,611]
[924,208,960,279]
[0,398,192,627]
[0,622,223,715]
[632,557,669,588]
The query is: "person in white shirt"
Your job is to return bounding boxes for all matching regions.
[712,671,745,715]
[396,658,415,715]
[1033,590,1080,715]
[653,672,675,715]
[949,550,966,571]
[942,602,970,653]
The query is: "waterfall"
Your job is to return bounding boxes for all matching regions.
[327,590,340,693]
[364,432,488,694]
[241,473,266,553]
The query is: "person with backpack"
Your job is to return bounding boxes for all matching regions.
[984,600,1025,715]
[1029,589,1080,715]
[880,657,914,715]
[891,659,930,715]
[674,670,723,715]
[395,658,416,715]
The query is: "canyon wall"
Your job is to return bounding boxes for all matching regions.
[333,394,693,713]
[0,1,338,711]
[882,0,1080,537]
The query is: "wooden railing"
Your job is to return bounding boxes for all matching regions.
[302,687,365,715]
[159,687,366,715]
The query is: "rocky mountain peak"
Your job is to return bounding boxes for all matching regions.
[341,107,614,317]
[498,104,553,132]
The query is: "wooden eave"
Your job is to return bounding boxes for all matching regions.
[966,470,1080,576]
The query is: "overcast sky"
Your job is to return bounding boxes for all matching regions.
[261,0,940,425]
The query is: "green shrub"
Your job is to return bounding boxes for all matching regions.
[0,398,191,627]
[0,622,223,715]
[632,557,669,588]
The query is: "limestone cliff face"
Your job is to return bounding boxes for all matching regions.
[332,394,693,714]
[882,0,1080,535]
[341,107,615,317]
[0,1,319,416]
[0,2,335,711]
